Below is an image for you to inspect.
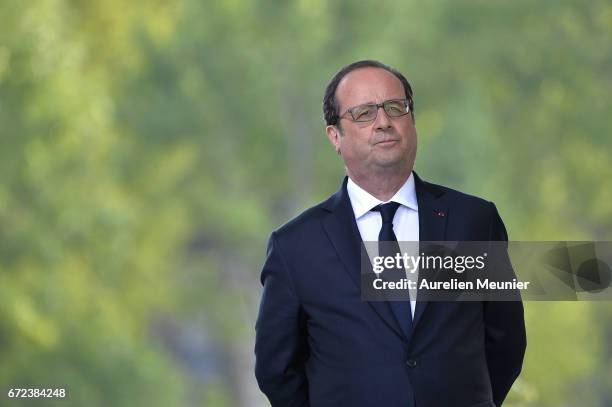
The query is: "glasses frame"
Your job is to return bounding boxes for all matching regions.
[339,98,412,123]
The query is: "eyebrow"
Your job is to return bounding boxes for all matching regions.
[350,98,405,107]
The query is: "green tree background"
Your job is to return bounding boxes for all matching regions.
[1,0,611,406]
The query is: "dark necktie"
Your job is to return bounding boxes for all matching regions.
[371,202,413,338]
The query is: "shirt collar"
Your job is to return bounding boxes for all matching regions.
[347,171,419,220]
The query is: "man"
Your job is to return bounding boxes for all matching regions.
[255,60,526,407]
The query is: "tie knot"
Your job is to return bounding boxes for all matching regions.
[371,202,401,224]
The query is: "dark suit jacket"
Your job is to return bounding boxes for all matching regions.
[255,173,526,407]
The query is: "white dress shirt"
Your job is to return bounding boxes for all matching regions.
[346,172,419,317]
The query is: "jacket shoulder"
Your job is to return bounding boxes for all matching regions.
[424,179,496,211]
[271,196,332,240]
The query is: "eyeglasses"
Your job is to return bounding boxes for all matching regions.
[339,99,411,123]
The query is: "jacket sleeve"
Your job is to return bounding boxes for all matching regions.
[483,203,527,406]
[255,231,309,407]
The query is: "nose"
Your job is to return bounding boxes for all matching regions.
[373,105,392,130]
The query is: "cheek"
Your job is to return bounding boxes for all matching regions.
[341,131,367,152]
[401,126,417,143]
[352,138,372,156]
[341,140,369,163]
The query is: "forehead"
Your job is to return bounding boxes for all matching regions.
[336,67,405,109]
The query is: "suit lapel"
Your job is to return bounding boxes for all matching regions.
[412,171,448,330]
[321,177,407,340]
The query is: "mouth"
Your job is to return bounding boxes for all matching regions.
[375,139,398,146]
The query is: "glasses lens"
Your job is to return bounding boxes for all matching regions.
[384,100,409,117]
[351,104,378,122]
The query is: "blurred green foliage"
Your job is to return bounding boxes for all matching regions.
[0,0,611,406]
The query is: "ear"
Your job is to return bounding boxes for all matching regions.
[325,125,341,155]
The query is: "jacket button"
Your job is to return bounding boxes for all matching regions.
[406,359,417,368]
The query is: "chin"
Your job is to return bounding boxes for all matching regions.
[373,159,405,170]
[374,151,404,164]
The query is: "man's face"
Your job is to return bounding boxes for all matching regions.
[326,67,417,178]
